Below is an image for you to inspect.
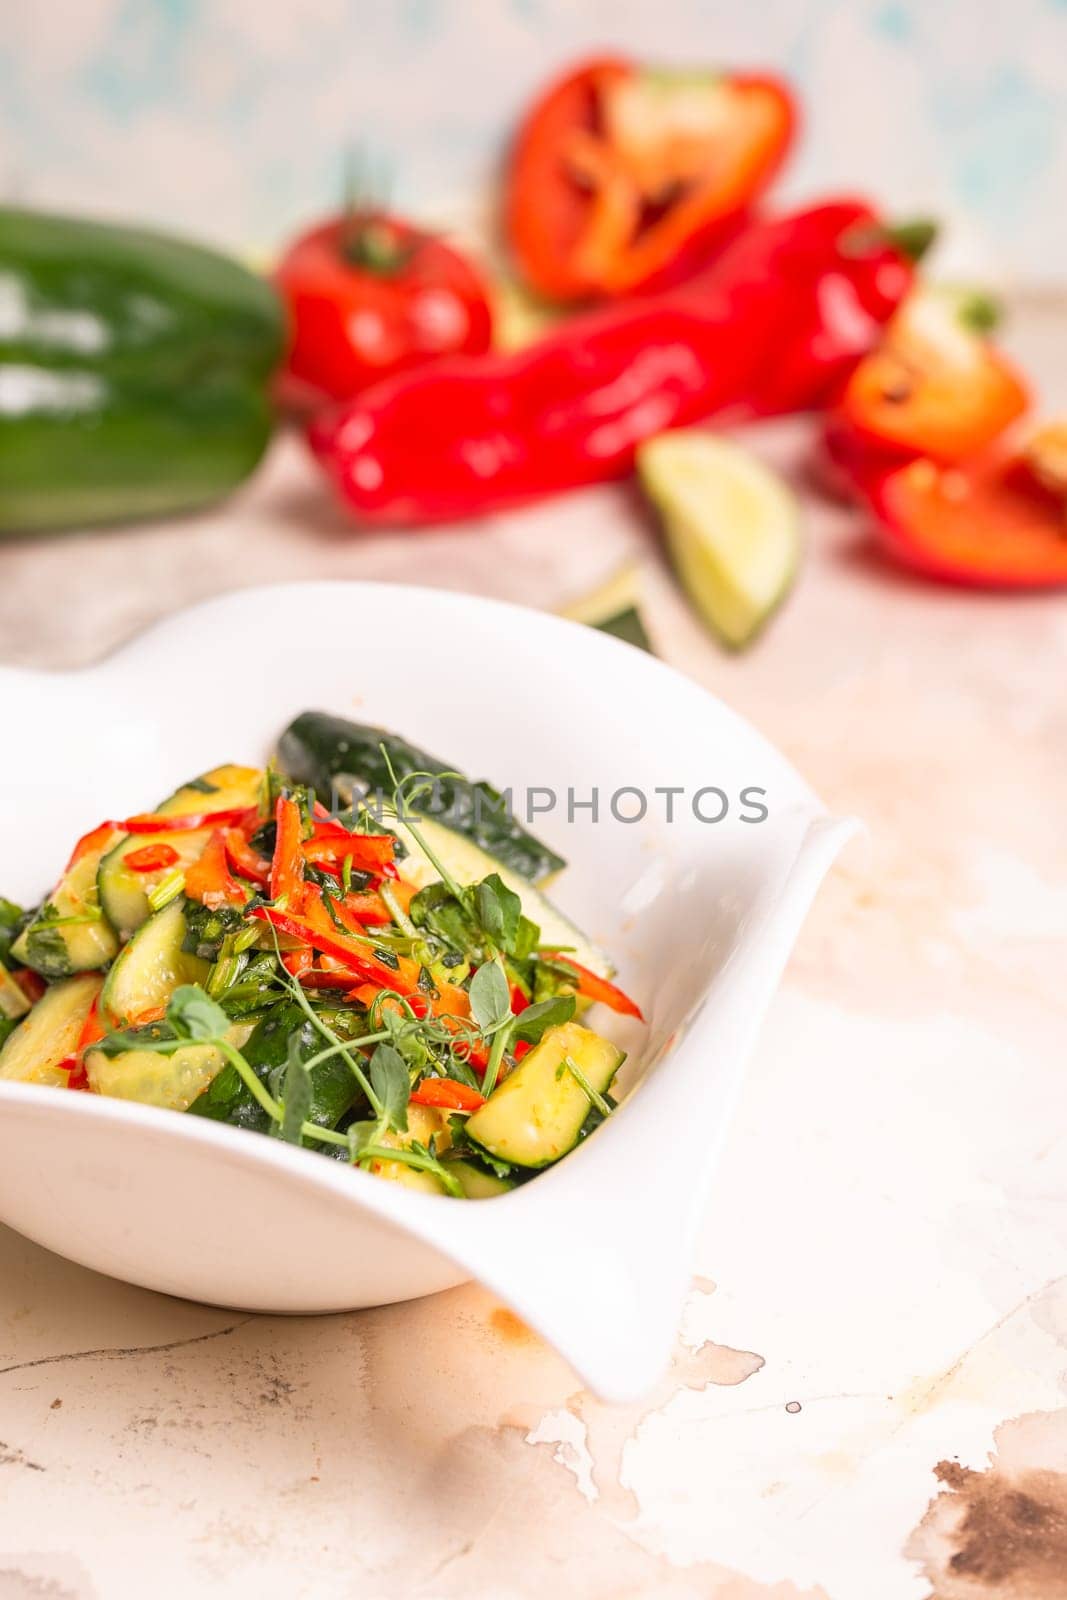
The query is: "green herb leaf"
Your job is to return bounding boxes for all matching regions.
[511,993,575,1046]
[469,959,511,1032]
[347,1120,378,1163]
[276,1038,312,1144]
[168,984,230,1042]
[475,873,521,951]
[369,1042,410,1133]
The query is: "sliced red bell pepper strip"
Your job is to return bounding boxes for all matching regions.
[304,831,398,876]
[77,997,107,1052]
[184,833,248,909]
[64,820,120,873]
[281,947,314,979]
[510,983,529,1014]
[507,56,795,301]
[410,1078,485,1113]
[251,905,418,995]
[123,806,255,835]
[270,796,305,904]
[540,952,644,1020]
[869,452,1067,590]
[223,828,271,886]
[124,842,181,874]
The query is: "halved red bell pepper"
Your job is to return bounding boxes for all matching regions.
[410,1077,485,1113]
[837,287,1029,467]
[869,449,1067,590]
[540,953,644,1020]
[507,56,795,301]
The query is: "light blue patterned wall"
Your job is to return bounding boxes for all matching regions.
[3,0,1065,283]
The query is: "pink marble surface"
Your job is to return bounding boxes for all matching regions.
[0,306,1065,1599]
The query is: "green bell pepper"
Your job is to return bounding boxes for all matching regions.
[0,208,287,534]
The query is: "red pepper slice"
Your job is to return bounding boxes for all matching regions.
[281,947,314,979]
[123,806,255,835]
[540,953,644,1020]
[251,905,417,995]
[303,832,397,872]
[410,1078,485,1113]
[184,833,248,908]
[124,842,181,874]
[869,452,1067,590]
[270,796,305,904]
[510,983,529,1015]
[507,57,795,301]
[64,820,120,873]
[223,828,271,886]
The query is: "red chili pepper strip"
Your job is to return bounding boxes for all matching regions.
[513,1040,531,1061]
[77,998,106,1053]
[125,842,181,874]
[541,953,644,1020]
[510,983,529,1014]
[410,1078,485,1113]
[123,806,255,835]
[185,833,248,909]
[251,905,418,995]
[304,832,398,876]
[65,820,120,873]
[223,828,271,886]
[309,201,917,526]
[281,947,314,979]
[270,796,305,904]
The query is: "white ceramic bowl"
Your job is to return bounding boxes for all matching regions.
[0,582,852,1400]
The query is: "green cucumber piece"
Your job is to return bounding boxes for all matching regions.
[85,1023,252,1112]
[443,1157,515,1198]
[561,564,653,652]
[637,431,800,650]
[188,1000,367,1133]
[0,959,31,1021]
[396,815,612,979]
[98,763,262,939]
[276,712,565,885]
[12,833,121,977]
[100,900,209,1027]
[0,973,102,1086]
[465,1021,623,1168]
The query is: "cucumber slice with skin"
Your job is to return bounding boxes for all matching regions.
[0,959,31,1021]
[0,973,102,1086]
[12,831,121,977]
[86,1022,252,1111]
[98,764,263,939]
[394,815,613,979]
[638,431,801,650]
[100,900,209,1028]
[465,1021,623,1168]
[443,1157,515,1198]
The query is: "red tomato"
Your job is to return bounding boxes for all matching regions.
[275,212,494,406]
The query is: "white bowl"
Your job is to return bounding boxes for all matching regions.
[0,582,852,1401]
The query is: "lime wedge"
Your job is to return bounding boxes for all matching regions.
[637,431,801,649]
[561,563,653,652]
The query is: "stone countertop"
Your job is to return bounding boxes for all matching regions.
[0,307,1065,1600]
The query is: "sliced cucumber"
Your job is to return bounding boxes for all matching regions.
[100,900,209,1028]
[98,764,262,939]
[368,1104,452,1193]
[0,973,102,1086]
[86,1022,252,1112]
[465,1021,623,1168]
[0,960,31,1021]
[443,1157,515,1198]
[12,832,121,977]
[637,430,800,650]
[395,816,612,979]
[561,563,653,653]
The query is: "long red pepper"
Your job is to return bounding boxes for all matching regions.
[541,953,644,1020]
[270,796,305,904]
[309,200,917,526]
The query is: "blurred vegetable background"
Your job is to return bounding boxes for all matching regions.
[2,1,1066,648]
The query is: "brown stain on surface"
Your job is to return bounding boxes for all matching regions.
[491,1307,537,1346]
[908,1411,1067,1599]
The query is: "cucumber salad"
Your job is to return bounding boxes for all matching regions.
[0,714,642,1199]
